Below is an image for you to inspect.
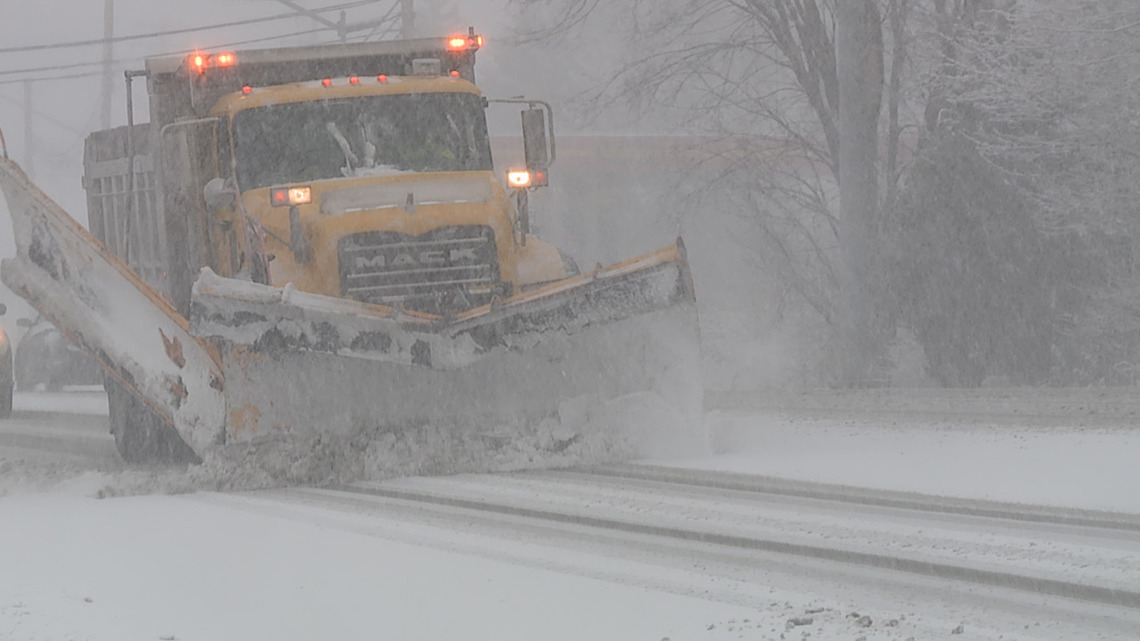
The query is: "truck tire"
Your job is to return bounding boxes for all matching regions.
[0,385,12,419]
[105,376,200,465]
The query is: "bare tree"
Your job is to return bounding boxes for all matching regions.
[511,0,1140,385]
[511,0,902,384]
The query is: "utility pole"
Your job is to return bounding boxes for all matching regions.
[101,0,114,129]
[401,0,415,39]
[22,80,34,179]
[836,0,885,386]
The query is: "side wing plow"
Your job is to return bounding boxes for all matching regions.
[0,157,227,455]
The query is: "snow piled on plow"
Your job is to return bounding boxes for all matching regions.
[192,306,707,489]
[194,413,635,490]
[200,335,706,483]
[82,391,704,495]
[57,299,706,494]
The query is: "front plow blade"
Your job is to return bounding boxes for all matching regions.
[191,241,696,370]
[0,158,227,456]
[192,243,705,480]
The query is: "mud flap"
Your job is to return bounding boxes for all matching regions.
[0,158,227,456]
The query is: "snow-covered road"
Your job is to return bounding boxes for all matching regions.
[1,389,1139,640]
[335,467,1140,595]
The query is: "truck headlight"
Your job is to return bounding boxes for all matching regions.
[506,169,532,189]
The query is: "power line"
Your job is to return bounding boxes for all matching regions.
[0,92,90,135]
[0,26,332,80]
[0,60,123,79]
[352,0,402,41]
[0,27,332,85]
[0,0,384,54]
[0,70,98,87]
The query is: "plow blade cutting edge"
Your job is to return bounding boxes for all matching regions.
[1,155,704,474]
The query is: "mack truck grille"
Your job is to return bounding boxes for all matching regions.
[338,226,501,312]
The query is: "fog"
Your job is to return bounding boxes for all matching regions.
[4,1,1140,390]
[3,6,1140,638]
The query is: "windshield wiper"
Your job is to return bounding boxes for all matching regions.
[326,122,358,175]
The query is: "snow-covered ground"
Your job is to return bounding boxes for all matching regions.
[0,488,759,641]
[678,408,1140,513]
[1,390,1138,640]
[7,389,109,416]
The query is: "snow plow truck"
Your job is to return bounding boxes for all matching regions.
[0,31,702,478]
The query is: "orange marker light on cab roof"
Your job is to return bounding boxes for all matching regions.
[321,78,332,87]
[190,51,237,73]
[447,34,483,51]
[449,70,460,78]
[241,85,252,94]
[349,76,360,85]
[377,74,388,83]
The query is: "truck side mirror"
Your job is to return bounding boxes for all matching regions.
[522,108,549,176]
[203,177,236,210]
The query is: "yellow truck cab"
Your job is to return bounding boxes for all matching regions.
[85,31,568,318]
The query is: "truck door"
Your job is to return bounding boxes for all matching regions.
[159,118,224,313]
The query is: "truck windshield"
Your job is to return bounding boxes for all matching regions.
[232,92,493,189]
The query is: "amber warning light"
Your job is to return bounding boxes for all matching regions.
[446,33,483,51]
[190,51,238,73]
[270,186,312,207]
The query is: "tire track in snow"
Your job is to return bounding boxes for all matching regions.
[321,472,1140,611]
[573,464,1140,533]
[0,411,118,463]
